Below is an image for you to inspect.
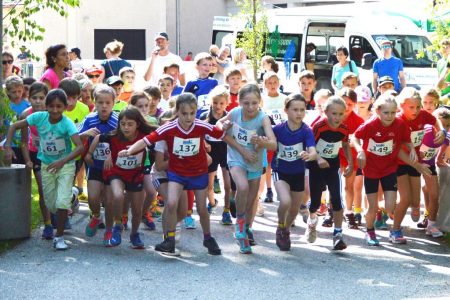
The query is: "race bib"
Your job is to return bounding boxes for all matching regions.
[278,142,303,162]
[93,142,111,161]
[315,139,341,159]
[116,152,143,169]
[42,138,66,156]
[198,95,209,107]
[420,144,438,161]
[267,109,285,125]
[411,129,425,147]
[173,137,200,157]
[368,139,393,156]
[233,124,256,147]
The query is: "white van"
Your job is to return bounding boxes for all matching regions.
[212,4,438,93]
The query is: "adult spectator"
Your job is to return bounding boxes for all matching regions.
[39,44,70,89]
[437,38,450,98]
[69,47,84,74]
[214,46,231,84]
[85,66,103,86]
[372,40,405,93]
[99,40,131,82]
[232,48,249,82]
[184,51,193,61]
[2,51,20,81]
[331,46,359,91]
[144,32,185,86]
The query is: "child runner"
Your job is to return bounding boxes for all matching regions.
[305,96,353,250]
[119,93,226,255]
[158,74,175,111]
[93,107,156,248]
[79,85,119,244]
[143,86,164,122]
[298,70,316,110]
[217,83,277,254]
[225,68,243,112]
[273,94,317,251]
[353,94,416,245]
[354,86,373,121]
[117,67,136,102]
[4,89,83,250]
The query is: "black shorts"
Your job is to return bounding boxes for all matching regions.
[397,164,421,177]
[105,175,143,192]
[428,165,437,176]
[356,168,363,176]
[87,167,104,183]
[208,145,228,173]
[364,172,397,194]
[12,147,25,164]
[29,151,41,172]
[272,171,305,192]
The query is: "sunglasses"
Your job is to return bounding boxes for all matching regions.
[2,60,13,65]
[87,74,100,78]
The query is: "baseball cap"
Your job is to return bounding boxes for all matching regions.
[378,76,394,86]
[154,32,169,41]
[106,76,124,86]
[85,66,103,75]
[355,86,372,102]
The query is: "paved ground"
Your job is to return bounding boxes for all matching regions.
[1,196,449,300]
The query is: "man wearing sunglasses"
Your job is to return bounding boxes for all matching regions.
[86,66,103,86]
[372,40,406,93]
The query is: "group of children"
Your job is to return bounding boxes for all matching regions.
[2,49,449,256]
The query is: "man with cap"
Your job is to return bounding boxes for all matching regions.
[86,66,103,86]
[106,76,127,112]
[372,40,405,93]
[69,47,84,74]
[144,32,185,86]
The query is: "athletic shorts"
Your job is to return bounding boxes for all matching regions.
[208,147,228,173]
[87,167,104,183]
[272,171,305,192]
[364,172,397,194]
[105,175,144,192]
[29,151,41,172]
[41,162,76,213]
[397,164,421,177]
[228,162,263,180]
[152,177,168,190]
[167,171,208,190]
[356,168,363,176]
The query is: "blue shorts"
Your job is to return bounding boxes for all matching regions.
[167,171,208,190]
[228,162,263,180]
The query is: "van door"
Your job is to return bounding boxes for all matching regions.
[349,35,377,90]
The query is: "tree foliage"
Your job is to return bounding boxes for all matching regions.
[234,0,268,81]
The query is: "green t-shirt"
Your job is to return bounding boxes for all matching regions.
[64,101,89,160]
[113,100,128,113]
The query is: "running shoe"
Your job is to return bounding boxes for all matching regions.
[155,238,177,255]
[85,216,102,237]
[142,212,156,230]
[235,219,252,254]
[426,224,444,238]
[130,232,145,249]
[256,201,265,217]
[417,216,428,229]
[276,227,291,251]
[229,196,236,218]
[122,215,128,230]
[354,213,362,226]
[389,229,407,244]
[345,212,358,229]
[213,177,221,194]
[157,194,164,207]
[365,230,380,246]
[150,204,162,218]
[305,217,318,243]
[332,232,347,250]
[263,189,273,203]
[317,202,328,216]
[374,210,388,230]
[53,236,69,250]
[184,215,197,229]
[203,237,222,255]
[299,205,309,223]
[207,199,218,215]
[322,215,333,227]
[41,225,54,240]
[78,192,88,203]
[103,231,113,247]
[111,225,123,246]
[411,207,420,222]
[221,212,233,225]
[246,226,256,246]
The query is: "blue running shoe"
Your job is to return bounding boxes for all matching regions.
[221,212,233,225]
[389,229,407,244]
[142,212,156,230]
[184,215,197,229]
[130,232,145,249]
[103,231,113,247]
[207,199,218,214]
[41,225,54,240]
[235,220,252,254]
[246,226,256,246]
[111,225,122,246]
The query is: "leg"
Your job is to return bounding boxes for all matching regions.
[221,167,231,209]
[87,180,104,217]
[129,190,145,235]
[165,181,184,233]
[286,191,304,228]
[275,180,291,226]
[110,179,126,225]
[33,169,50,223]
[344,170,356,213]
[246,178,262,226]
[230,166,250,215]
[327,169,344,229]
[393,175,411,230]
[194,188,210,234]
[207,171,216,206]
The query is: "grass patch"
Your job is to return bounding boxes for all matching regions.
[0,178,41,254]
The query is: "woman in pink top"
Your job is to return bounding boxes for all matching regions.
[40,44,70,89]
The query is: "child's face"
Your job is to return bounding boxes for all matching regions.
[47,98,66,122]
[264,76,280,95]
[315,96,329,115]
[378,83,394,94]
[111,83,123,97]
[159,79,174,98]
[120,116,138,140]
[376,102,397,126]
[196,59,212,78]
[149,96,160,111]
[165,67,179,82]
[325,103,345,128]
[285,100,306,124]
[343,97,355,118]
[66,95,79,111]
[212,96,227,115]
[261,60,271,71]
[177,103,197,129]
[421,95,437,114]
[226,75,242,93]
[356,101,370,112]
[29,91,46,111]
[134,97,150,117]
[299,78,316,95]
[81,86,92,104]
[95,94,114,120]
[401,98,421,120]
[121,71,135,92]
[342,78,358,90]
[7,85,24,103]
[240,93,260,119]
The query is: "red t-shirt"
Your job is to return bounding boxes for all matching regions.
[339,111,364,167]
[398,110,436,165]
[101,132,146,183]
[226,93,239,112]
[354,117,411,179]
[144,119,224,176]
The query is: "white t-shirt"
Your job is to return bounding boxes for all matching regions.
[147,52,184,85]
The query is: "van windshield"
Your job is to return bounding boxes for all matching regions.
[372,35,435,68]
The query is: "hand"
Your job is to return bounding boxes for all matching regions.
[413,162,432,176]
[409,150,418,164]
[103,156,113,170]
[83,128,100,138]
[242,149,257,164]
[300,151,315,162]
[222,120,233,131]
[251,135,267,146]
[317,157,330,169]
[25,160,33,169]
[433,130,445,145]
[3,146,16,163]
[357,151,366,169]
[343,164,354,177]
[152,47,160,57]
[436,158,450,168]
[118,150,129,157]
[84,153,93,166]
[47,159,65,173]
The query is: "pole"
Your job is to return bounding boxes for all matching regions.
[1,0,3,83]
[175,0,180,55]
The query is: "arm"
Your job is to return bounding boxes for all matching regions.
[223,134,257,164]
[118,139,148,157]
[301,146,317,162]
[398,149,431,176]
[432,120,445,144]
[341,141,354,177]
[436,144,450,167]
[398,71,406,89]
[437,66,450,90]
[84,134,100,166]
[143,50,158,81]
[47,134,84,172]
[353,137,366,169]
[372,72,378,93]
[3,119,29,162]
[98,66,106,83]
[251,116,277,151]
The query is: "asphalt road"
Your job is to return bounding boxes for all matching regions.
[1,199,449,300]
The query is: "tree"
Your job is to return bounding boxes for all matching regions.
[234,0,269,81]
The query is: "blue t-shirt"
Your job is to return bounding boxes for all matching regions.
[331,60,359,90]
[373,56,404,92]
[183,77,218,117]
[271,121,315,174]
[78,111,119,170]
[101,58,132,80]
[172,85,184,96]
[26,112,78,165]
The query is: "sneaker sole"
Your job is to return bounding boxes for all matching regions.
[332,241,347,251]
[153,247,181,257]
[131,245,145,249]
[425,231,444,238]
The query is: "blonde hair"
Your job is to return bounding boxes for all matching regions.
[324,96,346,112]
[238,83,261,103]
[396,87,421,105]
[208,85,229,105]
[103,40,124,55]
[421,88,440,105]
[373,93,397,111]
[233,48,245,64]
[314,89,332,101]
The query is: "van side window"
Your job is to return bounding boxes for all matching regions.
[349,36,376,67]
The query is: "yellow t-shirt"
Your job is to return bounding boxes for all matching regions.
[63,101,90,159]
